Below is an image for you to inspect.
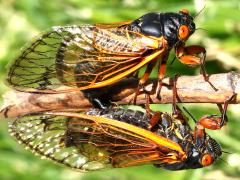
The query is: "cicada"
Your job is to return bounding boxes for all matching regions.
[7,9,211,107]
[9,106,225,171]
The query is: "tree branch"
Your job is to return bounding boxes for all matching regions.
[1,72,239,118]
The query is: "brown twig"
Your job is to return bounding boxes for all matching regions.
[1,72,239,118]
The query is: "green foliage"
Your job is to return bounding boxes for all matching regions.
[0,0,240,179]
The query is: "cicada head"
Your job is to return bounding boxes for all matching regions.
[128,9,195,48]
[155,134,222,170]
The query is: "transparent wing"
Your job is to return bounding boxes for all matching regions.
[7,25,155,93]
[9,111,184,171]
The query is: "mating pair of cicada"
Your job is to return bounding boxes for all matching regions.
[5,9,232,171]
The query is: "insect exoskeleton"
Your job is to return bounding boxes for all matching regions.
[8,107,223,171]
[7,9,209,108]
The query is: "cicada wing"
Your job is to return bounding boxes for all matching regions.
[94,21,133,28]
[9,112,111,171]
[7,25,154,93]
[7,26,72,93]
[9,111,184,171]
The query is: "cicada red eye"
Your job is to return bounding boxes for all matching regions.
[178,25,190,41]
[201,153,213,166]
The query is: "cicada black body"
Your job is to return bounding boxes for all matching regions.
[7,9,209,107]
[8,107,222,171]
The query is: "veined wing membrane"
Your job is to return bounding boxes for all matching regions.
[7,25,154,93]
[9,111,184,171]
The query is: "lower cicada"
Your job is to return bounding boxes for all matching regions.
[7,9,212,108]
[9,106,227,171]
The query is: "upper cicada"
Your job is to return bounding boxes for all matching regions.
[9,107,223,171]
[7,9,210,105]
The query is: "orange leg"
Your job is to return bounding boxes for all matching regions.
[176,45,206,75]
[175,44,217,91]
[156,53,169,100]
[131,61,156,105]
[148,111,162,130]
[194,93,236,141]
[170,75,180,116]
[144,92,154,115]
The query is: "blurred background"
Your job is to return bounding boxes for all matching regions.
[0,0,240,179]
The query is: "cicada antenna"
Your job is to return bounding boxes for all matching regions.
[194,5,206,19]
[222,150,233,155]
[195,27,208,32]
[182,106,197,123]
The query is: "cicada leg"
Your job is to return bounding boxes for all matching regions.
[145,92,154,115]
[156,53,169,100]
[170,76,191,125]
[149,75,186,130]
[169,74,180,116]
[130,61,157,107]
[175,43,218,91]
[148,111,162,130]
[194,93,236,142]
[148,109,175,131]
